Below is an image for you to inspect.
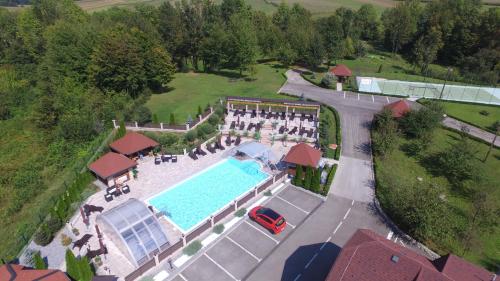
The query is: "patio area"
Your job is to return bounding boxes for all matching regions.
[27,137,294,278]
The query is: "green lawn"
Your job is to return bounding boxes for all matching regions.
[436,101,500,132]
[146,62,288,123]
[374,127,500,270]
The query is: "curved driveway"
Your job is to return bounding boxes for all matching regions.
[244,70,406,281]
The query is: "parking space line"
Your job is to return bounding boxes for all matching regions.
[320,235,332,251]
[225,236,261,262]
[287,222,296,228]
[343,92,346,99]
[178,273,188,281]
[357,93,360,100]
[333,221,343,234]
[386,97,390,103]
[293,273,302,281]
[245,221,279,244]
[351,200,354,206]
[386,231,393,240]
[304,253,318,269]
[276,196,309,214]
[343,208,351,220]
[204,253,239,281]
[372,95,375,102]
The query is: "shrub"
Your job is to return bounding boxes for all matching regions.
[159,133,179,146]
[197,105,202,116]
[134,105,152,125]
[61,234,72,246]
[303,166,313,189]
[34,223,53,246]
[321,72,337,88]
[264,190,272,196]
[235,208,247,217]
[66,249,79,280]
[183,240,202,256]
[34,251,46,269]
[22,248,37,267]
[311,168,322,193]
[72,228,80,236]
[323,164,338,195]
[185,130,197,142]
[208,114,220,126]
[479,110,489,116]
[198,123,215,135]
[169,113,176,125]
[153,114,159,123]
[213,224,225,234]
[292,165,303,186]
[115,120,126,140]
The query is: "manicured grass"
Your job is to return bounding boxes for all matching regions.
[146,62,288,123]
[374,127,500,269]
[436,101,500,131]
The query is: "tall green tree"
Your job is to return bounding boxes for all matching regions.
[311,168,321,193]
[303,166,313,190]
[33,251,46,270]
[410,27,443,74]
[65,249,79,280]
[226,13,257,76]
[399,101,444,139]
[382,0,421,54]
[372,108,399,157]
[78,256,94,281]
[199,22,227,71]
[355,4,380,41]
[293,165,303,186]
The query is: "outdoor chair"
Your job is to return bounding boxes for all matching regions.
[260,110,266,118]
[266,112,271,119]
[241,109,246,117]
[196,145,207,156]
[188,151,198,160]
[290,112,295,120]
[281,112,286,120]
[300,115,306,121]
[247,123,254,131]
[104,193,113,202]
[251,110,257,118]
[230,121,236,130]
[235,136,241,146]
[171,155,178,162]
[279,126,285,134]
[225,136,232,146]
[307,128,314,138]
[256,123,261,132]
[207,143,216,153]
[308,115,314,122]
[122,185,130,194]
[239,121,245,130]
[216,138,225,150]
[233,110,239,117]
[299,127,306,136]
[161,155,170,162]
[154,156,161,165]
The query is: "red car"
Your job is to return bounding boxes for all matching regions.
[249,206,287,234]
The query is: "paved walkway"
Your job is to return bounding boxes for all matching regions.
[443,117,499,147]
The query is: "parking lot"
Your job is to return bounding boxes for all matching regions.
[168,185,324,281]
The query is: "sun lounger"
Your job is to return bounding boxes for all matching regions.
[161,155,170,162]
[279,126,285,134]
[171,155,177,163]
[196,145,207,156]
[188,151,198,160]
[239,121,245,130]
[261,110,266,118]
[281,112,286,120]
[290,112,295,120]
[299,127,306,136]
[225,135,232,146]
[230,121,236,129]
[307,128,314,137]
[251,110,256,118]
[240,109,246,117]
[122,185,130,194]
[233,110,239,117]
[73,234,93,250]
[154,156,161,165]
[289,126,298,135]
[104,193,113,202]
[235,135,241,146]
[256,123,261,132]
[308,115,313,122]
[207,143,216,153]
[216,138,225,150]
[266,112,271,119]
[300,115,306,121]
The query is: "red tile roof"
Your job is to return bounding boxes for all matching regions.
[330,64,352,77]
[326,229,493,281]
[88,152,137,179]
[109,132,159,156]
[283,143,322,167]
[0,264,70,281]
[384,99,411,118]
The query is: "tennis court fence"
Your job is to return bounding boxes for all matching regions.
[356,77,500,105]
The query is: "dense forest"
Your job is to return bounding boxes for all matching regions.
[0,0,498,259]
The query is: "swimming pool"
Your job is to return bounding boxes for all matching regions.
[148,158,269,232]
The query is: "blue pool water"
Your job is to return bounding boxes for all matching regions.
[148,158,269,232]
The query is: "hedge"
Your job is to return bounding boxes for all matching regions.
[322,164,338,196]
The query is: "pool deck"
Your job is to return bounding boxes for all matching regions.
[26,138,293,278]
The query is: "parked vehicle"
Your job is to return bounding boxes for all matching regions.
[249,206,286,234]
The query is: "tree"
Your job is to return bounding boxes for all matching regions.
[303,166,313,190]
[355,4,380,41]
[311,168,321,193]
[157,2,185,66]
[410,27,443,74]
[89,27,146,97]
[198,105,202,116]
[133,105,152,125]
[78,256,94,281]
[382,0,421,54]
[169,113,176,125]
[199,23,228,71]
[372,108,399,157]
[144,46,175,91]
[115,120,126,140]
[435,132,479,185]
[33,251,46,270]
[399,101,444,139]
[65,249,79,280]
[226,13,258,76]
[483,121,499,162]
[293,165,303,187]
[305,32,325,69]
[58,108,97,142]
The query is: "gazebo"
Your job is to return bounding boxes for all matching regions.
[384,100,411,118]
[88,152,137,187]
[110,132,159,157]
[236,141,278,164]
[330,64,352,83]
[282,143,322,175]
